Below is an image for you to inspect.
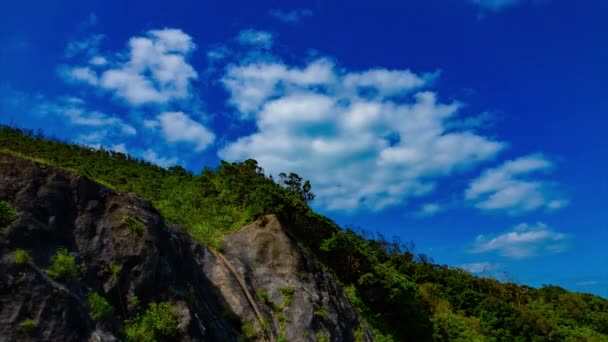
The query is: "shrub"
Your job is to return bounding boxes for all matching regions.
[256,289,269,302]
[108,262,122,280]
[125,302,178,341]
[240,323,256,341]
[280,287,296,307]
[45,248,81,281]
[123,216,145,234]
[18,318,36,335]
[0,200,18,226]
[313,303,328,321]
[12,249,32,264]
[87,292,114,320]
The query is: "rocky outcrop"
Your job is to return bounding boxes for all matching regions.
[0,153,371,341]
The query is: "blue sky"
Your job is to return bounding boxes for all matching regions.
[1,0,607,297]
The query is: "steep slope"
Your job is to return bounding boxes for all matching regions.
[0,153,371,341]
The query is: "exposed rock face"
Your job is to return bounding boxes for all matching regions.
[0,153,371,341]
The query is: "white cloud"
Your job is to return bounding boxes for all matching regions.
[468,0,521,11]
[415,202,446,217]
[466,154,568,214]
[110,143,128,154]
[575,280,599,286]
[469,222,571,259]
[219,57,505,211]
[460,262,501,273]
[60,66,99,85]
[64,28,198,106]
[38,96,135,135]
[269,8,313,23]
[142,149,178,168]
[157,111,215,151]
[237,29,274,49]
[65,34,104,58]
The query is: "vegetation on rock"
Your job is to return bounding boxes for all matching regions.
[45,248,82,282]
[1,125,607,341]
[0,200,18,226]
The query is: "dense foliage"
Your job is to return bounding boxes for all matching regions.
[1,125,607,341]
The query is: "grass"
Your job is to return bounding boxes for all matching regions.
[45,248,82,282]
[87,292,114,320]
[12,249,32,264]
[18,318,36,335]
[123,216,145,234]
[124,302,178,341]
[0,200,18,226]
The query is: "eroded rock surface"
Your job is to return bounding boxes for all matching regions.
[0,153,370,341]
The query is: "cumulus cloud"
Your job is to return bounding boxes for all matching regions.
[142,149,178,168]
[155,111,215,151]
[466,154,568,214]
[469,222,571,258]
[219,57,505,211]
[269,8,313,23]
[237,29,274,49]
[62,28,198,106]
[468,0,521,11]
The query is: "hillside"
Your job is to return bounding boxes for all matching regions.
[1,125,607,341]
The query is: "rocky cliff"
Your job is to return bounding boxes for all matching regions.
[0,153,371,341]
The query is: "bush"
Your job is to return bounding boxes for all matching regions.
[0,200,18,226]
[123,216,145,234]
[256,289,269,302]
[18,318,36,335]
[87,292,114,320]
[280,287,296,307]
[45,248,81,281]
[12,249,32,264]
[125,302,178,341]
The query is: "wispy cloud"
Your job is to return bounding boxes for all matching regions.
[269,8,313,23]
[466,154,568,214]
[460,262,501,273]
[142,149,178,168]
[469,222,571,259]
[468,0,521,11]
[237,29,274,49]
[414,202,447,217]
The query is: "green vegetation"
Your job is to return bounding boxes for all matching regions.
[45,248,82,282]
[123,216,144,234]
[315,331,330,342]
[12,249,32,264]
[18,318,37,335]
[313,303,328,321]
[108,262,122,280]
[280,287,296,307]
[0,200,18,226]
[87,292,114,320]
[2,125,608,341]
[240,323,256,341]
[124,302,178,341]
[256,288,269,302]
